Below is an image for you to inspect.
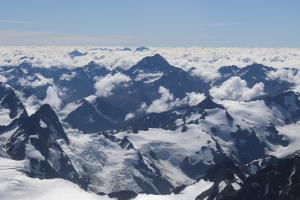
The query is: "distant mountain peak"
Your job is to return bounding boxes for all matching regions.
[132,54,171,72]
[68,50,87,58]
[239,63,274,75]
[135,46,150,52]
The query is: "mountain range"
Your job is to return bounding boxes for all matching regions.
[0,53,300,200]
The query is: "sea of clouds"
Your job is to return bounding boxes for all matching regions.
[1,46,300,82]
[1,47,300,69]
[1,47,300,109]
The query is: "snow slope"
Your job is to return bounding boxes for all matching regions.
[0,158,110,200]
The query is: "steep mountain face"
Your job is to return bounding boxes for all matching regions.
[196,158,246,200]
[63,98,116,133]
[217,65,240,79]
[97,80,151,114]
[127,54,173,77]
[262,91,300,123]
[0,83,27,128]
[62,95,133,133]
[216,63,295,95]
[0,62,110,103]
[216,151,300,200]
[0,102,87,188]
[126,54,207,98]
[237,64,275,86]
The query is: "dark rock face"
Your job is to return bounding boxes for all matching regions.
[266,125,289,147]
[217,152,300,200]
[196,158,246,200]
[3,104,88,188]
[230,128,266,165]
[122,111,181,132]
[218,65,240,78]
[237,64,275,87]
[122,95,225,133]
[216,63,294,95]
[262,91,300,123]
[0,83,27,119]
[196,95,225,110]
[107,190,137,200]
[127,54,173,76]
[64,99,115,133]
[125,54,207,99]
[33,104,70,143]
[180,149,226,179]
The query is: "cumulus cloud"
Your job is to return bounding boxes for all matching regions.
[18,74,53,88]
[269,68,300,83]
[146,86,183,113]
[145,89,206,113]
[210,76,265,101]
[94,73,131,97]
[191,67,221,82]
[269,68,300,93]
[185,92,206,106]
[59,72,76,81]
[125,113,135,120]
[43,86,62,110]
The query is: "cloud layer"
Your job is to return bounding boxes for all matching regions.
[210,76,265,101]
[1,47,300,78]
[94,73,131,97]
[146,87,206,113]
[269,68,300,93]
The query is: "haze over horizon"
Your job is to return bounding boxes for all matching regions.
[0,0,299,47]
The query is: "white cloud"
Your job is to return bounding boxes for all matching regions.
[43,86,62,110]
[1,47,300,72]
[18,74,53,88]
[94,73,131,97]
[146,89,206,113]
[295,86,300,93]
[147,87,174,113]
[269,68,298,82]
[138,102,148,113]
[191,67,221,82]
[125,113,135,120]
[0,74,7,82]
[185,92,206,106]
[59,72,76,81]
[146,86,184,113]
[210,76,265,101]
[269,68,300,93]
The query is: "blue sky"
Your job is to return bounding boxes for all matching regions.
[0,0,299,47]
